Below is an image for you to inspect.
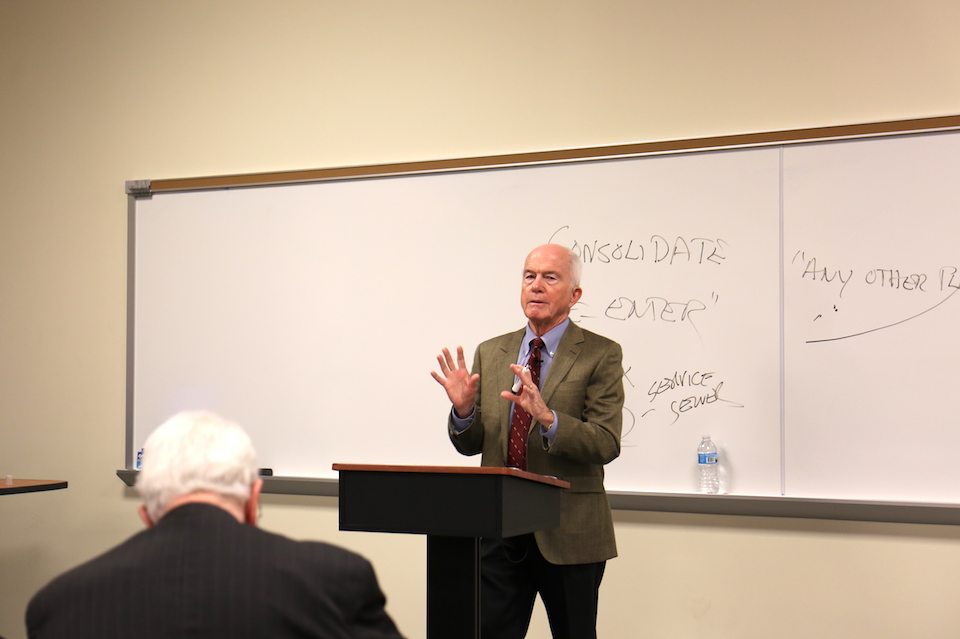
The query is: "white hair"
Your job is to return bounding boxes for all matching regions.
[563,245,583,288]
[135,411,258,522]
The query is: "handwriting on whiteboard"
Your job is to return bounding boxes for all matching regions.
[639,369,744,425]
[791,250,960,343]
[550,226,729,266]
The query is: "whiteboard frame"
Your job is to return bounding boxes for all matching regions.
[128,116,960,197]
[123,114,960,523]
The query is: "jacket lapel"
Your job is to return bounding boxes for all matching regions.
[495,330,525,450]
[540,322,585,404]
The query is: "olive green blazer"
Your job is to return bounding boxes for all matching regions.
[448,323,624,565]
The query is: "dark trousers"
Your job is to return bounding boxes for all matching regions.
[480,534,606,639]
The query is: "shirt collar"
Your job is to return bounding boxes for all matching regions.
[523,318,569,359]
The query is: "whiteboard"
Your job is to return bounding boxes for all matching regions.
[128,124,960,503]
[130,147,783,496]
[783,131,960,502]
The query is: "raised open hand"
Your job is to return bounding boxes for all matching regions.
[431,346,479,418]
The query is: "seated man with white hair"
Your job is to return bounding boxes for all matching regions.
[26,411,406,639]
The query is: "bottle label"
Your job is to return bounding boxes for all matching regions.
[698,453,718,464]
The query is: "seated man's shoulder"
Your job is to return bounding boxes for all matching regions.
[256,527,375,574]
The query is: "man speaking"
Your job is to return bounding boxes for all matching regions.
[432,243,624,639]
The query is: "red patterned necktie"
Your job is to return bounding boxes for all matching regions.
[507,338,544,470]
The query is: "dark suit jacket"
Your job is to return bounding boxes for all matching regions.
[26,503,405,639]
[449,323,624,565]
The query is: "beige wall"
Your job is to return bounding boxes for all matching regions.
[3,1,960,637]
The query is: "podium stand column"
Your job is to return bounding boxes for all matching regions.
[427,535,480,639]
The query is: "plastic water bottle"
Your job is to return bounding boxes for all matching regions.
[698,435,719,494]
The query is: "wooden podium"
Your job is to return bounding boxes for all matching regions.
[333,464,569,639]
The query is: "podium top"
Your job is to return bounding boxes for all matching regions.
[332,464,570,490]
